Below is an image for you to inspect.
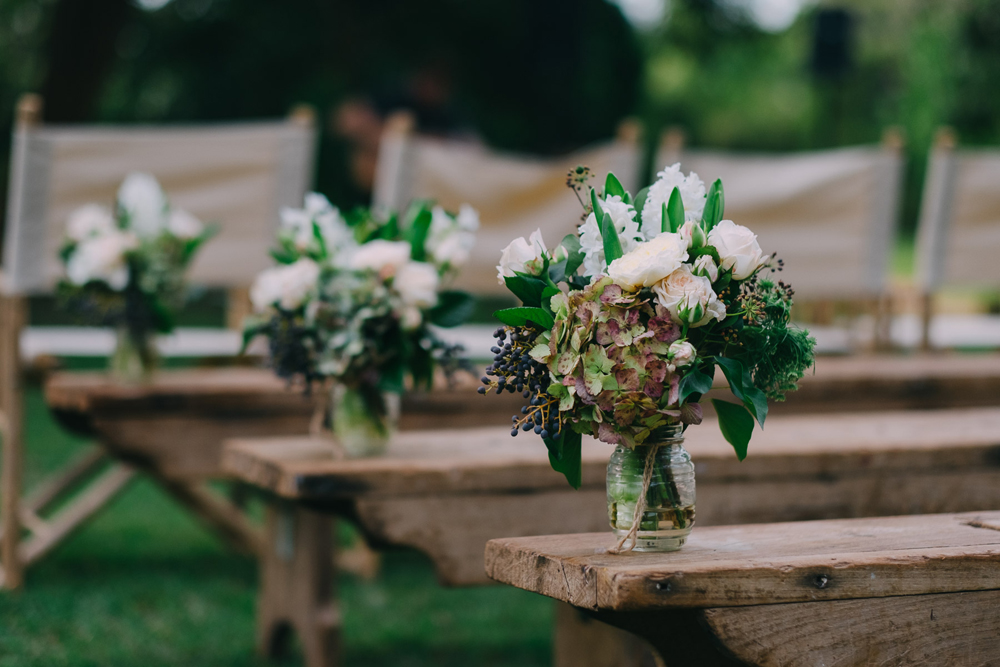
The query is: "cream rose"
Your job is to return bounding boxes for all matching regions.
[707,220,768,280]
[653,266,726,327]
[668,340,697,367]
[691,254,719,282]
[65,231,138,291]
[394,261,440,308]
[607,233,688,291]
[66,204,116,242]
[167,209,204,239]
[496,228,547,283]
[350,240,412,274]
[250,258,320,312]
[678,220,706,249]
[117,172,167,238]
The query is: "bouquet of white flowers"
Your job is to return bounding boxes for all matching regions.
[481,164,816,551]
[244,193,477,456]
[58,172,213,381]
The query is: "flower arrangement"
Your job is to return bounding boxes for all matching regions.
[480,164,816,491]
[58,172,213,380]
[243,193,477,455]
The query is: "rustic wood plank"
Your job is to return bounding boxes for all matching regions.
[484,511,1000,611]
[258,505,339,667]
[222,407,1000,499]
[1,294,27,589]
[553,602,652,667]
[352,489,609,586]
[19,464,136,565]
[701,589,1000,667]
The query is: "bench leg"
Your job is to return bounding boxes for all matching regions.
[554,602,660,667]
[258,504,339,667]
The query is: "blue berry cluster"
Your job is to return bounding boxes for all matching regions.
[478,326,562,441]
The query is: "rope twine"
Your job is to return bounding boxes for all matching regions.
[608,443,662,554]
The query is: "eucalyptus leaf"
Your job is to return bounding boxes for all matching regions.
[711,399,754,461]
[494,306,554,329]
[544,429,582,489]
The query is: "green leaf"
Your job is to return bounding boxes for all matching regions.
[632,186,650,223]
[678,368,714,404]
[494,306,554,329]
[504,274,548,308]
[701,179,724,231]
[544,429,582,489]
[605,172,626,199]
[406,206,432,261]
[428,291,476,328]
[549,234,585,284]
[688,245,721,264]
[240,320,268,353]
[715,357,768,427]
[541,285,561,317]
[711,399,754,461]
[601,211,624,264]
[590,187,605,221]
[667,187,685,233]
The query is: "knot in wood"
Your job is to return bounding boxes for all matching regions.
[813,574,830,589]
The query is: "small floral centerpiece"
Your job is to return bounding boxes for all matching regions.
[59,172,213,382]
[480,164,815,552]
[244,193,477,457]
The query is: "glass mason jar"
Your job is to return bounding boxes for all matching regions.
[607,424,696,552]
[110,325,158,383]
[330,383,401,458]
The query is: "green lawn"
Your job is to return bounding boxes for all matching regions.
[0,385,552,666]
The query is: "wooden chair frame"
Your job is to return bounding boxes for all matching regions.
[0,94,316,589]
[657,125,904,352]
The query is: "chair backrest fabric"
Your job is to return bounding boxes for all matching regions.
[655,144,902,300]
[916,142,1000,292]
[372,120,642,295]
[3,117,315,295]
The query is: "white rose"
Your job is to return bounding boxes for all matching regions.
[456,203,479,231]
[250,258,320,312]
[432,231,475,269]
[400,306,423,331]
[707,220,768,281]
[668,340,697,367]
[66,204,116,242]
[653,265,726,328]
[117,172,167,238]
[692,254,719,282]
[678,220,706,249]
[426,205,476,270]
[579,195,642,277]
[167,209,204,239]
[394,261,439,308]
[641,163,707,239]
[350,239,412,274]
[496,228,547,283]
[280,193,354,259]
[607,233,688,291]
[66,230,138,291]
[304,192,334,216]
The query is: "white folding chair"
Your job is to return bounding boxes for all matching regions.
[373,112,644,296]
[914,128,1000,350]
[0,94,316,588]
[657,129,904,353]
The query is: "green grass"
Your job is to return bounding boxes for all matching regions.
[0,386,552,666]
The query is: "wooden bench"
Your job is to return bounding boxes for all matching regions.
[221,407,1000,667]
[486,511,1000,666]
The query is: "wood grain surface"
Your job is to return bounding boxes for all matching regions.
[222,407,1000,499]
[484,511,1000,610]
